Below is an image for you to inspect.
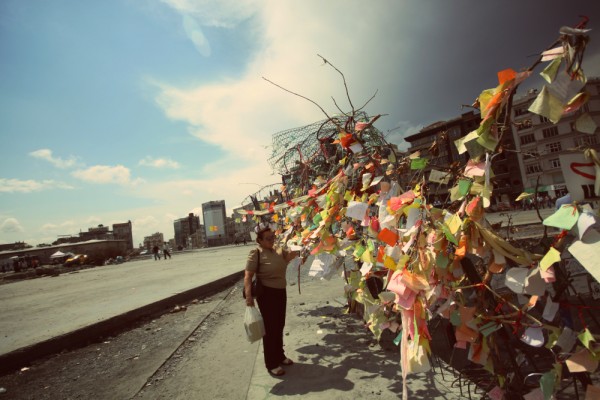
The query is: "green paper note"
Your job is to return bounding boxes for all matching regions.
[477,130,498,151]
[410,157,428,170]
[454,130,479,154]
[465,138,486,159]
[450,185,462,202]
[435,252,449,269]
[458,179,473,197]
[393,330,403,346]
[540,370,556,400]
[353,244,366,259]
[543,205,579,230]
[540,247,561,271]
[367,239,375,253]
[479,322,501,337]
[540,57,562,84]
[450,310,461,326]
[529,85,564,124]
[442,224,458,245]
[478,88,495,118]
[578,328,595,350]
[313,213,323,225]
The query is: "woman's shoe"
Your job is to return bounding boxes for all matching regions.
[281,358,294,366]
[269,367,285,376]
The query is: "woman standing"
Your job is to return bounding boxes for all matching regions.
[244,223,297,376]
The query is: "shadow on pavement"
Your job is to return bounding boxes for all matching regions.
[268,305,459,399]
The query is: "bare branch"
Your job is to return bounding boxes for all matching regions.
[331,96,349,116]
[262,77,336,124]
[317,54,355,115]
[356,89,378,112]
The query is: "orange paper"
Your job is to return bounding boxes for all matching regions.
[378,228,399,247]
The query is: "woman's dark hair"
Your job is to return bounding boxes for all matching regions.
[255,222,272,242]
[256,227,271,242]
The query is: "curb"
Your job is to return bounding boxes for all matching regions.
[0,270,244,376]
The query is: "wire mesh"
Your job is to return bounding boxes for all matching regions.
[267,111,388,176]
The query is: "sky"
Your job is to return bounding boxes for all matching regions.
[1,0,599,247]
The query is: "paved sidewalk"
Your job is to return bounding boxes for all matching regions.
[246,275,467,400]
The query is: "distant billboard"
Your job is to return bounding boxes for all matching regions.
[203,208,224,238]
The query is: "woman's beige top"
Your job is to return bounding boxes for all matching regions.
[245,246,288,289]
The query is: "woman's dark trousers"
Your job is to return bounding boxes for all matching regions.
[257,286,287,370]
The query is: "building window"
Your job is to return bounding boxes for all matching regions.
[549,158,561,169]
[574,135,599,147]
[570,121,577,132]
[520,133,535,145]
[542,126,559,138]
[540,116,550,124]
[526,164,542,174]
[546,142,562,153]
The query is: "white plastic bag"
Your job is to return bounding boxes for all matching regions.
[244,306,265,343]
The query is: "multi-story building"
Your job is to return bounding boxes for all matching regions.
[511,78,600,199]
[404,111,482,203]
[143,232,164,251]
[202,200,228,247]
[186,229,206,248]
[50,221,134,248]
[233,205,254,242]
[112,221,133,251]
[173,213,201,249]
[79,225,110,241]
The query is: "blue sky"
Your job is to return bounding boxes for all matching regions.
[1,0,599,247]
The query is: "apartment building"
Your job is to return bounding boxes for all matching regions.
[511,78,600,199]
[404,111,481,203]
[143,232,164,251]
[112,220,133,251]
[174,213,202,249]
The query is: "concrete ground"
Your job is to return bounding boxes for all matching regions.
[243,276,468,400]
[1,240,594,399]
[0,246,251,372]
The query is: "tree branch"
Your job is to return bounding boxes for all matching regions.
[262,77,337,126]
[317,54,355,115]
[356,89,378,112]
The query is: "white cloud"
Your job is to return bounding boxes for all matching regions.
[0,218,24,234]
[72,165,142,185]
[139,156,181,169]
[129,160,278,215]
[149,1,413,185]
[160,0,259,57]
[160,0,258,28]
[29,148,78,169]
[182,15,210,56]
[40,220,77,233]
[0,178,74,193]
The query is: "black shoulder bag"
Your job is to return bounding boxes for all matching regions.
[243,249,264,299]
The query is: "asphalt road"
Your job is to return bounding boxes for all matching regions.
[0,245,252,358]
[484,207,555,226]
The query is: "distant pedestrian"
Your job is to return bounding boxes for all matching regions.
[162,243,171,260]
[153,245,160,260]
